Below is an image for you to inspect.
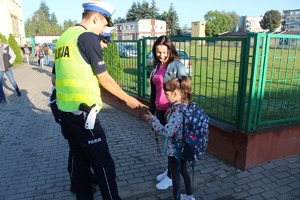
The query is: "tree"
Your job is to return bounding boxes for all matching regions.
[114,17,126,23]
[157,11,168,21]
[62,19,77,31]
[24,1,74,35]
[226,11,240,32]
[181,24,191,34]
[150,0,159,18]
[260,10,281,32]
[8,34,22,65]
[50,13,58,25]
[166,3,180,36]
[204,10,232,37]
[0,33,8,44]
[102,33,124,83]
[126,1,157,21]
[40,1,51,22]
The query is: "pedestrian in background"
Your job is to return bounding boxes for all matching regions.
[24,44,31,65]
[43,43,50,66]
[38,47,45,68]
[34,43,40,66]
[145,76,195,200]
[0,39,21,103]
[148,35,186,190]
[53,1,143,199]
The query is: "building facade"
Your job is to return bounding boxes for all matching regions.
[0,0,25,44]
[114,19,166,40]
[239,16,281,32]
[283,9,300,32]
[191,21,206,37]
[34,34,61,44]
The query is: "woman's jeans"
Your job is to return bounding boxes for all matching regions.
[0,70,19,100]
[45,55,50,65]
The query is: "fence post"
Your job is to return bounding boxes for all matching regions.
[139,38,147,98]
[244,33,261,131]
[137,39,142,97]
[254,33,271,130]
[236,36,250,130]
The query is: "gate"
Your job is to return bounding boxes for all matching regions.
[244,33,300,131]
[108,33,300,131]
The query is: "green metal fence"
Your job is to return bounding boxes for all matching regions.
[107,33,300,131]
[243,33,300,131]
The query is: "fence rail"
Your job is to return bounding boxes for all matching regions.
[104,33,300,131]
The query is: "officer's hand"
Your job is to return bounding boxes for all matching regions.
[125,96,143,109]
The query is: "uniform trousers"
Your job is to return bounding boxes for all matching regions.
[60,110,121,200]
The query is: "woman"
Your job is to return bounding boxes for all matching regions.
[149,35,186,190]
[24,44,31,64]
[43,43,50,66]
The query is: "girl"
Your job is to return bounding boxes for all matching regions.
[149,35,186,190]
[38,47,45,68]
[145,76,195,200]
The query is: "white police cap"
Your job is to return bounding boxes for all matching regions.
[82,0,116,27]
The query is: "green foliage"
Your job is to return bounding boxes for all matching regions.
[126,0,159,21]
[40,1,51,21]
[226,11,240,32]
[50,13,58,25]
[260,10,282,32]
[204,10,232,37]
[114,17,126,23]
[8,34,22,65]
[24,1,77,35]
[102,34,124,83]
[63,19,78,31]
[166,3,180,36]
[180,24,191,34]
[150,0,159,18]
[157,11,168,21]
[0,33,8,44]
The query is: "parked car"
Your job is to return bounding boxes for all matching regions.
[47,43,56,53]
[118,44,138,58]
[146,48,193,77]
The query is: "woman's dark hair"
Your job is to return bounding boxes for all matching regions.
[164,76,193,102]
[152,35,178,65]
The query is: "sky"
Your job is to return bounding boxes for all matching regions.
[22,0,299,27]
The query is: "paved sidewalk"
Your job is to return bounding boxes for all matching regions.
[0,62,299,200]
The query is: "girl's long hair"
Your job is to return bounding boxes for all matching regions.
[164,76,193,103]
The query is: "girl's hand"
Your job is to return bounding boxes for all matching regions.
[164,107,171,118]
[144,111,153,121]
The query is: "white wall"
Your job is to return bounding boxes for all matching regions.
[0,0,25,45]
[34,35,61,44]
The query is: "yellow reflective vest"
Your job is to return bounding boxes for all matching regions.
[55,26,102,112]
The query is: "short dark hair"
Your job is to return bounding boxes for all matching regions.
[82,10,105,21]
[152,35,178,64]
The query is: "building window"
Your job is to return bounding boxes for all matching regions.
[11,14,19,36]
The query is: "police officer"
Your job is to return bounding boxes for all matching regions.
[50,29,114,195]
[53,1,143,199]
